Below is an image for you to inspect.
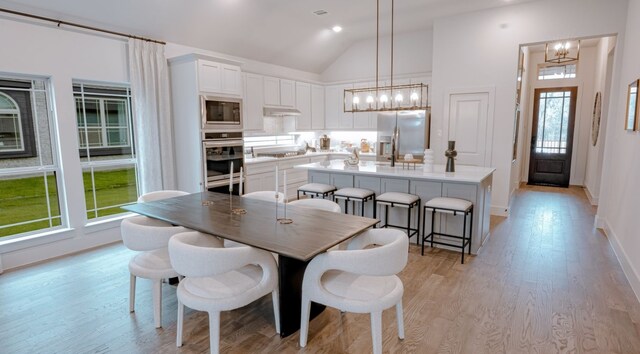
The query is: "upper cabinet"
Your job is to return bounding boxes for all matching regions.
[325,84,353,129]
[198,59,242,97]
[263,76,295,107]
[243,73,265,131]
[295,82,312,130]
[311,85,325,130]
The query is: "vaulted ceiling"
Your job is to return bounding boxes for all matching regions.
[0,0,538,73]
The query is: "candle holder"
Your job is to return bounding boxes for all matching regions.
[229,191,246,215]
[274,194,292,224]
[201,192,214,206]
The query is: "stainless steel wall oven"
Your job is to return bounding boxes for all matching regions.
[202,131,243,193]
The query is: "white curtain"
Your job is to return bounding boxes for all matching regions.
[128,38,175,194]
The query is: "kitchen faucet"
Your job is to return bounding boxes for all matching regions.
[391,124,399,167]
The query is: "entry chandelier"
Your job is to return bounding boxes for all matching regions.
[544,39,580,64]
[344,0,429,113]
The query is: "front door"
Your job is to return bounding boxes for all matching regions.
[528,87,577,187]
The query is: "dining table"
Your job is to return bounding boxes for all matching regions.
[123,191,378,337]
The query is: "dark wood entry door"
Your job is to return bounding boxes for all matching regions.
[528,87,577,187]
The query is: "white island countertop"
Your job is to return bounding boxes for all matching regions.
[295,160,495,184]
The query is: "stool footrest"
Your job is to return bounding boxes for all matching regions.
[422,232,471,247]
[380,223,419,238]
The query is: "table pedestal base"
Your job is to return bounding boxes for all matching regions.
[278,255,325,337]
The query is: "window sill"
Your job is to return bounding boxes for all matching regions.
[0,214,133,254]
[0,227,75,254]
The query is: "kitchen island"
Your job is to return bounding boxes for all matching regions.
[295,160,495,254]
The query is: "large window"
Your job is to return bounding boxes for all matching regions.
[73,82,139,220]
[0,77,62,238]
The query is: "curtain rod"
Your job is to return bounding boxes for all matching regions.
[0,7,166,45]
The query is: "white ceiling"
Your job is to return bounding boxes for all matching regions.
[0,0,538,73]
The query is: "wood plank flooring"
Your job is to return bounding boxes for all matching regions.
[1,185,639,353]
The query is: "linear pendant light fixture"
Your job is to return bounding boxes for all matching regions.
[343,0,429,113]
[544,39,580,64]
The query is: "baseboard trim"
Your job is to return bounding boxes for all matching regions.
[490,205,509,217]
[584,186,599,206]
[601,218,640,304]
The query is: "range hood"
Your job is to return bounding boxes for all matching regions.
[263,107,301,117]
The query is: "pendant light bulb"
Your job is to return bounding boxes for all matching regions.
[410,92,419,102]
[395,93,403,103]
[380,94,389,103]
[366,95,374,104]
[352,96,360,105]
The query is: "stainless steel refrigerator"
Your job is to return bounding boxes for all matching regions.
[377,110,429,162]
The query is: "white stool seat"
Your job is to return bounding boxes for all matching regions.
[424,197,472,212]
[377,192,420,205]
[334,188,375,199]
[298,183,336,194]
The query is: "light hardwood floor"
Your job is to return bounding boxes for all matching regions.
[1,185,639,353]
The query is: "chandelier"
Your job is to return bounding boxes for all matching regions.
[344,0,429,113]
[544,39,580,64]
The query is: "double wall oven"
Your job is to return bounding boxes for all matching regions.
[202,131,243,194]
[201,96,244,194]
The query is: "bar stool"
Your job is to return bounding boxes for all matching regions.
[375,192,421,242]
[333,188,376,217]
[297,183,337,200]
[421,197,473,264]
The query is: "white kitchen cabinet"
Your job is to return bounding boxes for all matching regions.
[295,82,312,130]
[198,60,242,96]
[243,73,265,131]
[245,156,313,200]
[280,79,295,107]
[325,84,353,129]
[263,76,295,107]
[311,85,325,130]
[245,172,276,194]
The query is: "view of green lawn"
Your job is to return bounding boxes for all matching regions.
[0,168,137,237]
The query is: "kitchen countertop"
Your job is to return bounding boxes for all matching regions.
[244,151,376,164]
[295,160,495,184]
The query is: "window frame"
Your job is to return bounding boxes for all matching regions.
[0,76,64,240]
[0,80,38,159]
[73,81,139,222]
[74,84,134,158]
[537,63,578,81]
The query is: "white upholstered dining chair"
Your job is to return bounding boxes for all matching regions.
[288,198,342,213]
[242,191,285,203]
[299,228,408,354]
[120,215,187,328]
[137,189,189,203]
[168,231,280,354]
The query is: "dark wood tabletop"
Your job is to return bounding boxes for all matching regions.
[123,192,378,261]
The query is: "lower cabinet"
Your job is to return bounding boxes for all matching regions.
[245,156,329,200]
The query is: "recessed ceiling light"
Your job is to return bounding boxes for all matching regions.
[332,26,342,33]
[313,9,328,16]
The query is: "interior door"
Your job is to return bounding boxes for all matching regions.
[528,87,577,187]
[448,92,490,166]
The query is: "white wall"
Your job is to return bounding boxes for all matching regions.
[431,0,628,215]
[598,0,640,302]
[509,47,530,200]
[0,18,130,269]
[519,47,598,187]
[584,37,616,204]
[321,29,433,83]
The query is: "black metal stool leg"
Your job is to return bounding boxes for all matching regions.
[430,209,435,248]
[469,208,473,255]
[421,207,426,255]
[462,212,467,264]
[406,205,411,240]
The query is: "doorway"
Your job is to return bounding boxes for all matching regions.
[528,87,578,187]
